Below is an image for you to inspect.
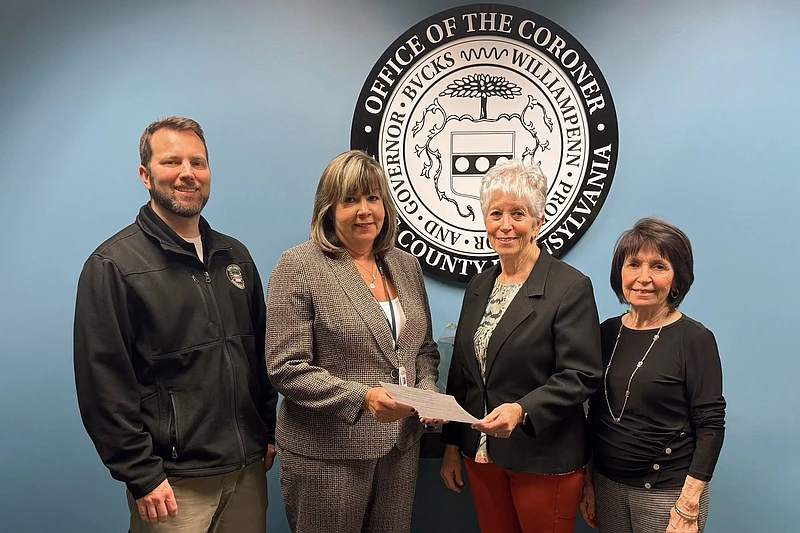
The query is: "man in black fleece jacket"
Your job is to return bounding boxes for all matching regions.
[74,116,277,533]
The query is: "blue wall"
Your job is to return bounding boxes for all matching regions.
[1,0,796,531]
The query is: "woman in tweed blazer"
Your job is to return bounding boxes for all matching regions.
[266,150,440,533]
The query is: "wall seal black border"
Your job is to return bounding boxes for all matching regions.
[352,4,618,283]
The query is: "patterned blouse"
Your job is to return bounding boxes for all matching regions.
[472,278,523,463]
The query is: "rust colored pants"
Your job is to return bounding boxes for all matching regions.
[464,457,584,533]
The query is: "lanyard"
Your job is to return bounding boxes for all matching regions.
[376,258,397,341]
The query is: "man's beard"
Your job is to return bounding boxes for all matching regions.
[150,181,209,218]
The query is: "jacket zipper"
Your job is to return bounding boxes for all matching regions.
[202,270,247,467]
[168,390,180,459]
[190,272,213,321]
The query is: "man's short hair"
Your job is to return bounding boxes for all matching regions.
[139,116,208,171]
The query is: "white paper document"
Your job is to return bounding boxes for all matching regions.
[380,382,480,424]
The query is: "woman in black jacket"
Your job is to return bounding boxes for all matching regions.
[440,159,603,533]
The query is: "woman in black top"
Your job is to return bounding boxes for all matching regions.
[581,218,725,533]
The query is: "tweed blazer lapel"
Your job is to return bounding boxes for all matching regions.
[483,250,552,380]
[327,251,398,366]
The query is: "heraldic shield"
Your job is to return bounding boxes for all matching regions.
[412,73,557,226]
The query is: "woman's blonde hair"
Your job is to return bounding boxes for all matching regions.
[310,150,399,254]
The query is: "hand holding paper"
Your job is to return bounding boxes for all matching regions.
[380,382,479,424]
[364,386,416,422]
[470,402,525,438]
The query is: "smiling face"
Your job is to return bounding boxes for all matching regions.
[621,245,675,312]
[484,193,544,261]
[333,190,385,254]
[139,128,210,220]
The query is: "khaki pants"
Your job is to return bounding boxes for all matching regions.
[127,460,267,533]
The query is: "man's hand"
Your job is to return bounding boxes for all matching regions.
[364,387,415,422]
[136,479,178,524]
[471,402,525,438]
[264,444,277,471]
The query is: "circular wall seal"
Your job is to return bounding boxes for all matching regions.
[351,4,618,283]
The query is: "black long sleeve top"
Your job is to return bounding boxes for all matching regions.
[588,315,726,489]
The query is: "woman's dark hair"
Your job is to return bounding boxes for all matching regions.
[610,217,694,309]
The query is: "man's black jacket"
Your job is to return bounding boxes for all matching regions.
[74,204,277,499]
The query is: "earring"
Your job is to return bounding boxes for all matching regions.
[670,288,680,299]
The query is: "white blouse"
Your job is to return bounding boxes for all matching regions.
[378,297,406,343]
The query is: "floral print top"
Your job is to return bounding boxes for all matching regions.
[472,278,522,463]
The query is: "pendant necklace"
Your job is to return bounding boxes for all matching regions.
[354,259,377,289]
[604,320,664,423]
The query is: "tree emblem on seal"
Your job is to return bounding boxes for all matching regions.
[440,73,521,120]
[412,70,554,222]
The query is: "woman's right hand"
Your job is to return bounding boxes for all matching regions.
[440,445,464,493]
[363,387,415,422]
[580,479,598,529]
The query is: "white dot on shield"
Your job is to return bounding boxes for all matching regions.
[364,125,372,133]
[495,156,509,165]
[597,123,605,132]
[455,157,470,172]
[476,157,490,172]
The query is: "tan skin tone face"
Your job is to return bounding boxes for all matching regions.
[138,129,210,226]
[333,190,385,255]
[484,193,544,264]
[622,244,675,314]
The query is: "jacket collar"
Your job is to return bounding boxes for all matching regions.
[136,203,231,260]
[460,246,554,386]
[325,247,409,367]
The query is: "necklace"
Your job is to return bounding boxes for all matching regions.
[603,320,664,423]
[353,259,377,289]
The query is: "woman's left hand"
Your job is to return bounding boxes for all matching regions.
[666,507,699,533]
[419,390,447,427]
[471,403,525,438]
[419,416,447,428]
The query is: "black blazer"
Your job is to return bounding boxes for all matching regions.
[442,249,602,474]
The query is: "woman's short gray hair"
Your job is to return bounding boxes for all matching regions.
[479,159,548,220]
